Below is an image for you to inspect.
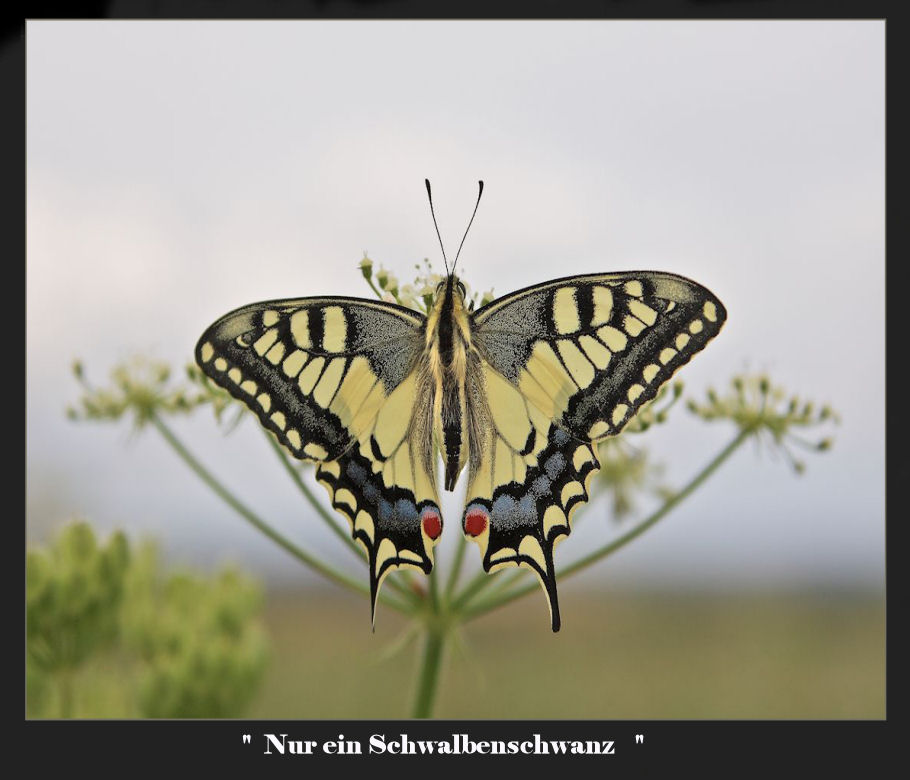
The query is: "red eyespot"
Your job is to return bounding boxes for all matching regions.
[421,510,442,540]
[464,509,488,537]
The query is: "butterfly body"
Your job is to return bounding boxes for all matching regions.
[423,275,474,491]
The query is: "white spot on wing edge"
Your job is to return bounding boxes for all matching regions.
[587,420,609,439]
[304,441,328,459]
[354,509,375,542]
[334,488,357,511]
[518,536,547,570]
[543,505,568,535]
[611,403,629,426]
[375,537,399,570]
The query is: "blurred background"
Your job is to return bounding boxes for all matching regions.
[26,20,884,718]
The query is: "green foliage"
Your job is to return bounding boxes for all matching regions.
[121,545,268,718]
[27,522,130,675]
[26,523,268,718]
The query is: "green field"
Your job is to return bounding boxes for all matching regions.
[249,587,885,720]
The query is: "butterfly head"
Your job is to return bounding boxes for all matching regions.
[435,275,468,302]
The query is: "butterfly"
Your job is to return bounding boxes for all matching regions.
[195,181,726,631]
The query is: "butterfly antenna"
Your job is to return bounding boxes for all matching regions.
[425,179,450,275]
[452,180,484,275]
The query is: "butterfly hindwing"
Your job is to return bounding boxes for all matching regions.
[461,386,600,631]
[464,271,727,629]
[195,296,442,623]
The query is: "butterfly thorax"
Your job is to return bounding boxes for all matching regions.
[425,275,474,491]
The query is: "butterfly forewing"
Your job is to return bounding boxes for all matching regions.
[195,296,443,623]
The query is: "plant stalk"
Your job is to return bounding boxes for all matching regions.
[443,534,468,603]
[411,626,446,718]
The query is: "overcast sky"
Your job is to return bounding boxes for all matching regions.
[26,20,884,592]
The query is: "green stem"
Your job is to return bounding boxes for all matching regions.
[366,277,387,301]
[443,534,469,603]
[427,565,438,611]
[411,626,446,718]
[460,428,750,620]
[149,414,411,613]
[449,567,500,612]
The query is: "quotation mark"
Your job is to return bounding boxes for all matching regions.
[243,734,251,745]
[635,734,644,744]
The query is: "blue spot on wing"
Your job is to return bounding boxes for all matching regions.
[492,494,516,516]
[531,475,551,498]
[362,482,380,504]
[544,452,565,480]
[346,460,368,486]
[517,494,536,524]
[394,498,418,524]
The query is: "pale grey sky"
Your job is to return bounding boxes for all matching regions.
[26,20,884,590]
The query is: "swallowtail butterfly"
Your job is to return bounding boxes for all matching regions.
[195,182,726,630]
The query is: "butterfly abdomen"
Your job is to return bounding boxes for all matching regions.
[424,276,474,492]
